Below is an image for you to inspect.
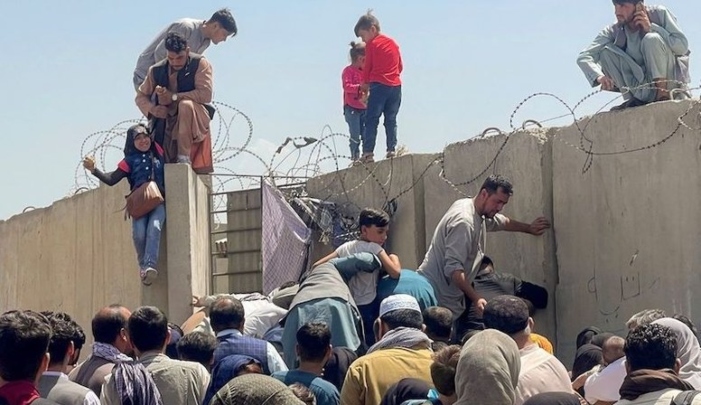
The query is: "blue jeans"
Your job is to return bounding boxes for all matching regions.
[363,83,402,154]
[132,203,165,270]
[344,105,366,160]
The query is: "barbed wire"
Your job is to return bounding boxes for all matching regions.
[73,81,701,232]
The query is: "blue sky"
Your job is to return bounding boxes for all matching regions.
[1,0,699,219]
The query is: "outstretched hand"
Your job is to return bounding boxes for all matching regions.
[191,295,204,307]
[528,217,551,235]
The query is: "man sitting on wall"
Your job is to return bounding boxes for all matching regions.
[577,0,690,110]
[135,32,215,172]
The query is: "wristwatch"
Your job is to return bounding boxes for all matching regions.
[171,93,179,102]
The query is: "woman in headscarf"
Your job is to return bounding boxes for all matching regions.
[209,374,305,405]
[522,392,587,405]
[652,317,701,389]
[83,123,166,285]
[571,344,603,382]
[455,329,521,405]
[575,326,602,349]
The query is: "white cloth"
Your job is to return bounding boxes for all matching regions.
[513,345,573,405]
[216,329,288,373]
[584,357,627,403]
[653,318,701,389]
[616,388,701,405]
[41,371,101,405]
[200,293,288,338]
[335,240,384,305]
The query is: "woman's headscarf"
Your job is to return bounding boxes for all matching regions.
[455,329,521,405]
[652,317,701,389]
[575,326,602,349]
[523,392,586,405]
[209,374,304,405]
[571,344,603,382]
[123,124,153,156]
[590,332,614,348]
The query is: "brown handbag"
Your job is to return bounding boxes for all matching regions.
[125,153,164,219]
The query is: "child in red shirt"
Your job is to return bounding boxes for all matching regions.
[354,11,403,163]
[341,41,367,163]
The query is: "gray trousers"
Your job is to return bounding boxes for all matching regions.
[600,33,678,102]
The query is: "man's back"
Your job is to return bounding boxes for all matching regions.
[214,331,270,373]
[68,355,114,397]
[141,353,209,405]
[101,353,209,405]
[272,370,340,405]
[616,388,701,405]
[514,345,572,405]
[37,373,97,405]
[341,347,433,405]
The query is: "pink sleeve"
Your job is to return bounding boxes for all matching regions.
[117,159,130,173]
[342,68,361,93]
[154,143,165,157]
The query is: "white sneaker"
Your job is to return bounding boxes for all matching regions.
[141,267,158,286]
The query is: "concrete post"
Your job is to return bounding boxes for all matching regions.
[163,164,212,325]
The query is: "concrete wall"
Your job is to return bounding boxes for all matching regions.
[553,100,701,365]
[306,153,440,270]
[0,181,141,346]
[422,130,559,344]
[0,164,210,353]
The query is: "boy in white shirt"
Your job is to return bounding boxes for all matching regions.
[314,208,401,346]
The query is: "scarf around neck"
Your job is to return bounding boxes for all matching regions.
[619,369,694,400]
[367,327,432,354]
[92,342,133,363]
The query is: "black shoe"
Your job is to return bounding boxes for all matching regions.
[610,98,649,111]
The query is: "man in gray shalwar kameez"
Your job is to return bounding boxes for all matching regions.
[132,8,237,89]
[577,0,690,110]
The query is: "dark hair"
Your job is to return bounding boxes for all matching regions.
[354,10,381,37]
[297,323,331,362]
[359,208,390,228]
[380,309,423,331]
[128,306,169,353]
[71,320,86,351]
[210,297,245,332]
[673,314,699,339]
[422,307,453,340]
[480,175,513,196]
[44,312,78,366]
[349,41,366,63]
[289,383,316,405]
[460,329,482,345]
[625,323,677,371]
[92,304,128,344]
[522,298,536,317]
[0,310,52,381]
[177,332,218,365]
[431,345,461,396]
[165,32,188,53]
[208,8,237,36]
[483,295,529,335]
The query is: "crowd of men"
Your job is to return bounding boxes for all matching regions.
[2,0,697,404]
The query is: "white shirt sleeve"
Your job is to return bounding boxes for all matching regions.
[266,342,289,372]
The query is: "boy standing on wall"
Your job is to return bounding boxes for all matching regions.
[354,10,403,163]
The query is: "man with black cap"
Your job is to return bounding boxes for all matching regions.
[483,295,572,405]
[577,0,690,111]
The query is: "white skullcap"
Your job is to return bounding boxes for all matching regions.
[379,294,421,318]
